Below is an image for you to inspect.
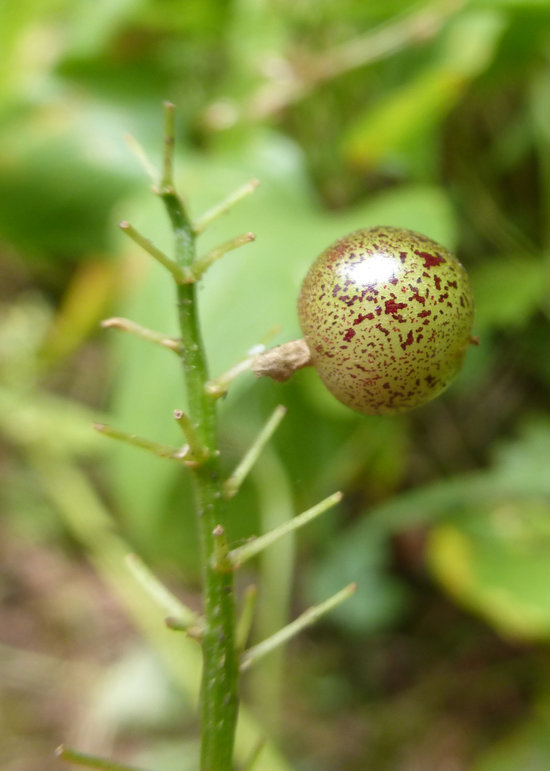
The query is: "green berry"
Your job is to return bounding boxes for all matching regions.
[297,226,475,415]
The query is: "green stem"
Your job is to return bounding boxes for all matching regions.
[177,283,238,771]
[157,104,238,771]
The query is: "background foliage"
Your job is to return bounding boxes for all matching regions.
[1,1,550,769]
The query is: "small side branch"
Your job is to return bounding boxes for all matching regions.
[93,423,191,464]
[229,491,343,567]
[124,133,157,183]
[101,317,183,354]
[193,179,260,235]
[55,745,146,771]
[154,103,196,272]
[205,326,282,398]
[119,221,190,284]
[205,356,257,398]
[223,405,287,499]
[240,583,357,672]
[125,553,203,635]
[192,232,256,280]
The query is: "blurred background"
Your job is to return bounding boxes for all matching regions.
[1,0,550,769]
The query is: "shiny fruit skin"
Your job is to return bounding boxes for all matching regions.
[297,226,474,415]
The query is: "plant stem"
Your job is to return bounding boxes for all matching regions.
[157,103,238,771]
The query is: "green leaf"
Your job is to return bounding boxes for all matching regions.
[343,68,463,171]
[363,419,550,534]
[0,101,141,258]
[471,256,545,331]
[342,9,505,171]
[89,645,192,731]
[427,498,550,640]
[307,523,409,634]
[491,419,550,492]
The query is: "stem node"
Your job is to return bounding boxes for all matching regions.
[174,408,210,464]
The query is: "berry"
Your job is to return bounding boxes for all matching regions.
[297,226,474,415]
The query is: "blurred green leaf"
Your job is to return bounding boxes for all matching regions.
[0,388,103,457]
[342,9,505,171]
[471,256,546,331]
[307,522,409,634]
[0,101,141,258]
[305,418,550,637]
[89,645,192,731]
[366,418,550,532]
[343,68,463,172]
[60,0,143,60]
[0,0,68,102]
[135,740,200,771]
[427,498,550,640]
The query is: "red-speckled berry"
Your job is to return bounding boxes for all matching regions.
[297,226,474,415]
